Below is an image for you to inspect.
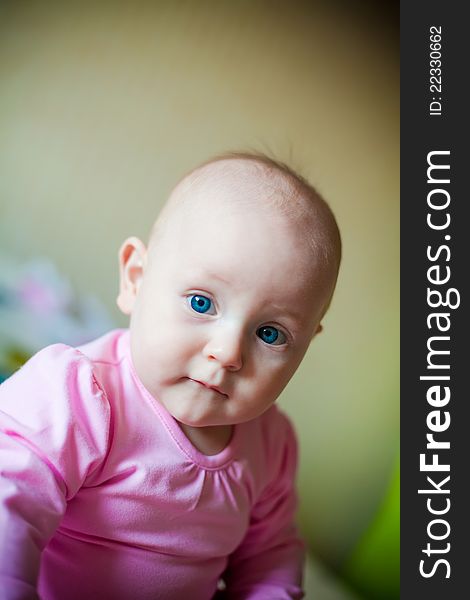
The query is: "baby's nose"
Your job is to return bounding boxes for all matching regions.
[203,329,243,371]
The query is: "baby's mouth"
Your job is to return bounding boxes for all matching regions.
[186,378,228,398]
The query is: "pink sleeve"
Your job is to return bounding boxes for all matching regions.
[221,416,305,599]
[0,345,111,600]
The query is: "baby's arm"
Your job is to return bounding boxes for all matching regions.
[0,345,110,599]
[220,415,305,600]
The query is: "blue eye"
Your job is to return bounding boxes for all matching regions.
[257,326,286,345]
[189,294,214,314]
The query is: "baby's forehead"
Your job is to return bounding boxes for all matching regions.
[179,159,297,208]
[150,159,296,243]
[151,156,340,273]
[161,159,319,236]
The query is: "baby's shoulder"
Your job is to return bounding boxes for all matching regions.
[10,329,123,383]
[0,332,118,449]
[257,404,298,446]
[76,328,127,366]
[0,332,120,486]
[3,339,96,392]
[0,330,129,417]
[239,407,300,503]
[246,405,299,471]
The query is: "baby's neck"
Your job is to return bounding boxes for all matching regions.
[178,423,233,456]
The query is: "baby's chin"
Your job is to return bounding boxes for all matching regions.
[167,405,231,429]
[156,397,227,429]
[170,407,266,430]
[169,405,249,430]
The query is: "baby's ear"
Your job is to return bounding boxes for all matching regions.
[116,237,147,315]
[310,323,323,343]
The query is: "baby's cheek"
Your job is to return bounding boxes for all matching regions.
[239,373,275,407]
[147,328,195,373]
[261,365,293,399]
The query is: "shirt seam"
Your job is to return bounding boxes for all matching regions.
[73,348,115,481]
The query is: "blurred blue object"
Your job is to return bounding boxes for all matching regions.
[0,255,115,382]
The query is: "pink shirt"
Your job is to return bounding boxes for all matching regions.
[0,329,304,599]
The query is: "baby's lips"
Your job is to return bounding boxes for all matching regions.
[188,377,228,398]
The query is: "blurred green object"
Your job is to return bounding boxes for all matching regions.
[341,453,399,600]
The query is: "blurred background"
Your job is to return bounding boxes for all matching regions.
[0,1,399,598]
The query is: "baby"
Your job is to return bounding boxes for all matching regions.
[0,153,341,599]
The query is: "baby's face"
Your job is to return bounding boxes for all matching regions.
[120,186,333,429]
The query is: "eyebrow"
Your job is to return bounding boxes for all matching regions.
[203,270,231,285]
[269,303,305,325]
[187,268,231,286]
